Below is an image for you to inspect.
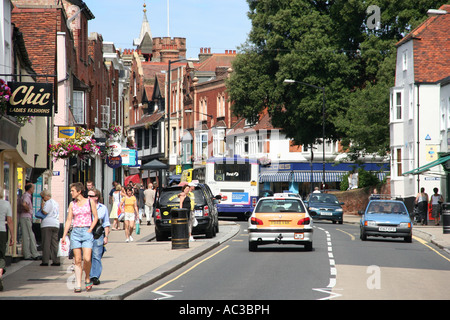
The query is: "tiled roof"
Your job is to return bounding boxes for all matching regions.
[130,111,164,129]
[197,53,235,72]
[397,5,450,83]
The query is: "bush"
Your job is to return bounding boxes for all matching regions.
[357,168,380,188]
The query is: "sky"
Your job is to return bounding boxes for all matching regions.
[87,0,252,59]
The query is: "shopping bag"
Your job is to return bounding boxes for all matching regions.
[136,220,140,235]
[118,202,125,221]
[57,236,70,257]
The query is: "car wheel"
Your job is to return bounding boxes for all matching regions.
[249,241,258,252]
[205,224,215,238]
[404,235,412,243]
[156,230,169,241]
[304,241,313,251]
[360,229,367,241]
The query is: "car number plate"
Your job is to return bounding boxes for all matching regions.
[294,233,304,240]
[194,210,203,217]
[320,212,333,216]
[379,226,396,232]
[270,220,290,225]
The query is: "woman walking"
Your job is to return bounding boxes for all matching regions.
[109,184,122,230]
[0,187,14,291]
[61,182,98,293]
[120,186,138,242]
[415,187,429,225]
[179,185,194,241]
[39,189,61,267]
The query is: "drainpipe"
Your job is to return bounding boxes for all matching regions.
[416,83,420,193]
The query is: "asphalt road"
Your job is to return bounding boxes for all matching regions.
[128,220,450,301]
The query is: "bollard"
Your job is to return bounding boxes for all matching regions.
[171,208,189,249]
[443,203,450,234]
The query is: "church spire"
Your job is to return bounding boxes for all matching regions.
[133,1,153,48]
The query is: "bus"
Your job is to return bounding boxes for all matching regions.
[205,156,259,220]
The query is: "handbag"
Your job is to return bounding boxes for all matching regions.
[89,200,104,239]
[35,209,47,220]
[118,199,125,221]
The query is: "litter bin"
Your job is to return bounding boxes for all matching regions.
[443,203,450,234]
[171,208,189,249]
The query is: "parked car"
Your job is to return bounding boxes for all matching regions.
[154,184,220,241]
[305,193,344,224]
[248,196,313,251]
[359,199,412,242]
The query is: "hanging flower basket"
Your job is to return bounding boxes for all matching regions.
[107,124,122,141]
[48,128,101,162]
[0,78,34,125]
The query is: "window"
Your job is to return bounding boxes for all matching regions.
[396,92,402,120]
[101,98,111,129]
[397,149,402,175]
[391,89,403,121]
[213,129,225,156]
[214,162,251,182]
[73,91,85,124]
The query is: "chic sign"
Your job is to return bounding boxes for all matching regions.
[7,82,53,117]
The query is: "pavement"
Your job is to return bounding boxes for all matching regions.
[0,215,449,300]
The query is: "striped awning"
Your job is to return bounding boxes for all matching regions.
[259,171,388,183]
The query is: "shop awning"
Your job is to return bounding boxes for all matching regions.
[402,155,450,175]
[259,171,347,183]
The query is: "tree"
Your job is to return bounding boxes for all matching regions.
[227,0,448,154]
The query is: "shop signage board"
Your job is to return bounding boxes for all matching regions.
[6,82,53,117]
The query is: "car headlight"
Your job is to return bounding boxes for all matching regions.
[309,207,319,211]
[399,222,411,228]
[365,220,377,227]
[336,208,343,212]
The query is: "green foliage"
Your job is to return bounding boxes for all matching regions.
[228,0,448,153]
[357,168,380,188]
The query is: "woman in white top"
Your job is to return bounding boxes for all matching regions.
[109,184,122,230]
[431,188,444,226]
[39,189,61,266]
[415,187,429,225]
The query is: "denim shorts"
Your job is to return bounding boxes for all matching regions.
[70,227,94,249]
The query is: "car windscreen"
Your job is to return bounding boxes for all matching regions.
[255,199,306,213]
[159,188,206,207]
[308,193,339,204]
[367,202,408,215]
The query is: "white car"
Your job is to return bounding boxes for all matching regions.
[248,196,313,251]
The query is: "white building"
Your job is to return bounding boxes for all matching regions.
[391,6,450,203]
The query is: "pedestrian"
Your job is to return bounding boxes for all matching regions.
[144,182,155,225]
[19,183,40,260]
[108,181,118,207]
[120,186,138,242]
[136,183,145,224]
[415,187,429,225]
[109,184,122,230]
[88,188,110,285]
[179,185,194,241]
[430,187,444,226]
[84,180,95,198]
[0,187,14,291]
[39,189,60,267]
[61,182,98,293]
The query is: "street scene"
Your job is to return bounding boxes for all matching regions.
[1,0,450,309]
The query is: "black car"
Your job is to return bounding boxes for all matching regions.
[154,184,220,241]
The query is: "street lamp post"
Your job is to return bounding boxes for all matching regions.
[284,79,326,190]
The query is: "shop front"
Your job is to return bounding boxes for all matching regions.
[259,162,389,198]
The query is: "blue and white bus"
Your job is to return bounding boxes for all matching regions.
[205,156,259,220]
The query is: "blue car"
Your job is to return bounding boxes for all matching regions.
[305,193,344,224]
[359,200,412,242]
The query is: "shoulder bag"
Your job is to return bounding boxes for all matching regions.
[89,199,104,239]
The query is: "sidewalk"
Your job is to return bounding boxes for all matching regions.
[344,214,450,253]
[0,220,240,300]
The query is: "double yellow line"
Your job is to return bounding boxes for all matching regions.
[413,236,450,263]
